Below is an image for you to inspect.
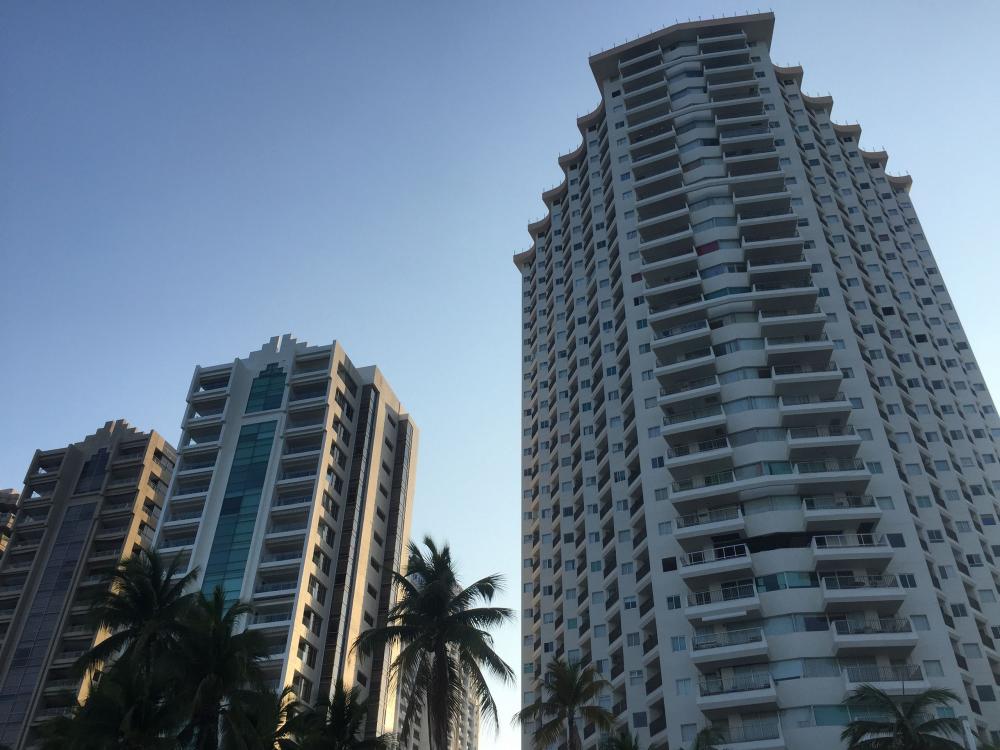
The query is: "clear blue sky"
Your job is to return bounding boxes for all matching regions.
[2,1,999,746]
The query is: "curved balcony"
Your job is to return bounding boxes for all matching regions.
[654,347,717,380]
[675,506,745,543]
[757,307,826,337]
[640,247,698,276]
[716,721,784,750]
[765,335,834,369]
[746,254,809,282]
[787,426,861,458]
[669,459,869,506]
[686,582,760,622]
[771,364,842,397]
[660,405,726,440]
[698,672,776,713]
[812,534,892,568]
[751,281,816,310]
[665,437,733,477]
[657,374,720,408]
[842,664,927,695]
[680,543,752,582]
[691,627,768,667]
[831,617,918,654]
[820,574,905,613]
[652,319,711,358]
[802,494,880,529]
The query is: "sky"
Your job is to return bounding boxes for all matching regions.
[2,1,1000,746]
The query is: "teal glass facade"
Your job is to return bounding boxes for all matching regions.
[245,363,286,413]
[201,421,276,603]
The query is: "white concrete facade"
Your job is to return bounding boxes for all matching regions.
[517,13,1000,750]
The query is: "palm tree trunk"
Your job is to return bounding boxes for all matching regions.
[431,645,451,750]
[567,710,580,750]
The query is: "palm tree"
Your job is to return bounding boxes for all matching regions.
[178,587,270,750]
[690,725,725,750]
[297,682,392,750]
[353,537,514,750]
[602,726,642,750]
[78,548,199,677]
[222,687,304,750]
[841,685,965,750]
[37,664,181,750]
[514,657,614,750]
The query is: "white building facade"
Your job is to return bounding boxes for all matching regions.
[517,13,1000,749]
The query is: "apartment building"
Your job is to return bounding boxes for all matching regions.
[517,13,1000,749]
[0,490,17,556]
[153,335,420,742]
[396,670,481,750]
[0,420,174,749]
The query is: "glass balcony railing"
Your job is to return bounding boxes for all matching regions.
[667,437,729,459]
[803,494,875,511]
[717,722,781,743]
[700,672,771,696]
[683,543,749,567]
[676,506,741,529]
[844,664,922,683]
[692,627,763,651]
[822,574,899,591]
[663,405,723,426]
[813,533,886,549]
[833,618,912,636]
[687,583,757,607]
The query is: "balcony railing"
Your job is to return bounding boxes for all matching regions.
[822,574,899,590]
[688,582,756,607]
[803,494,876,511]
[676,506,741,529]
[833,618,912,636]
[251,611,293,624]
[795,458,866,474]
[844,664,922,683]
[662,375,719,397]
[718,722,781,743]
[772,363,839,377]
[789,425,857,439]
[692,627,763,651]
[259,551,304,564]
[663,405,723,426]
[781,392,846,407]
[255,581,298,594]
[672,469,735,493]
[667,437,729,459]
[683,543,749,567]
[814,533,886,549]
[655,319,709,340]
[700,672,770,696]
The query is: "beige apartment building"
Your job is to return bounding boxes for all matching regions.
[153,335,435,744]
[0,420,174,749]
[517,12,1000,750]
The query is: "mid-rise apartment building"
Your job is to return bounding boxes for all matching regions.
[0,420,174,749]
[154,335,420,742]
[517,13,1000,749]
